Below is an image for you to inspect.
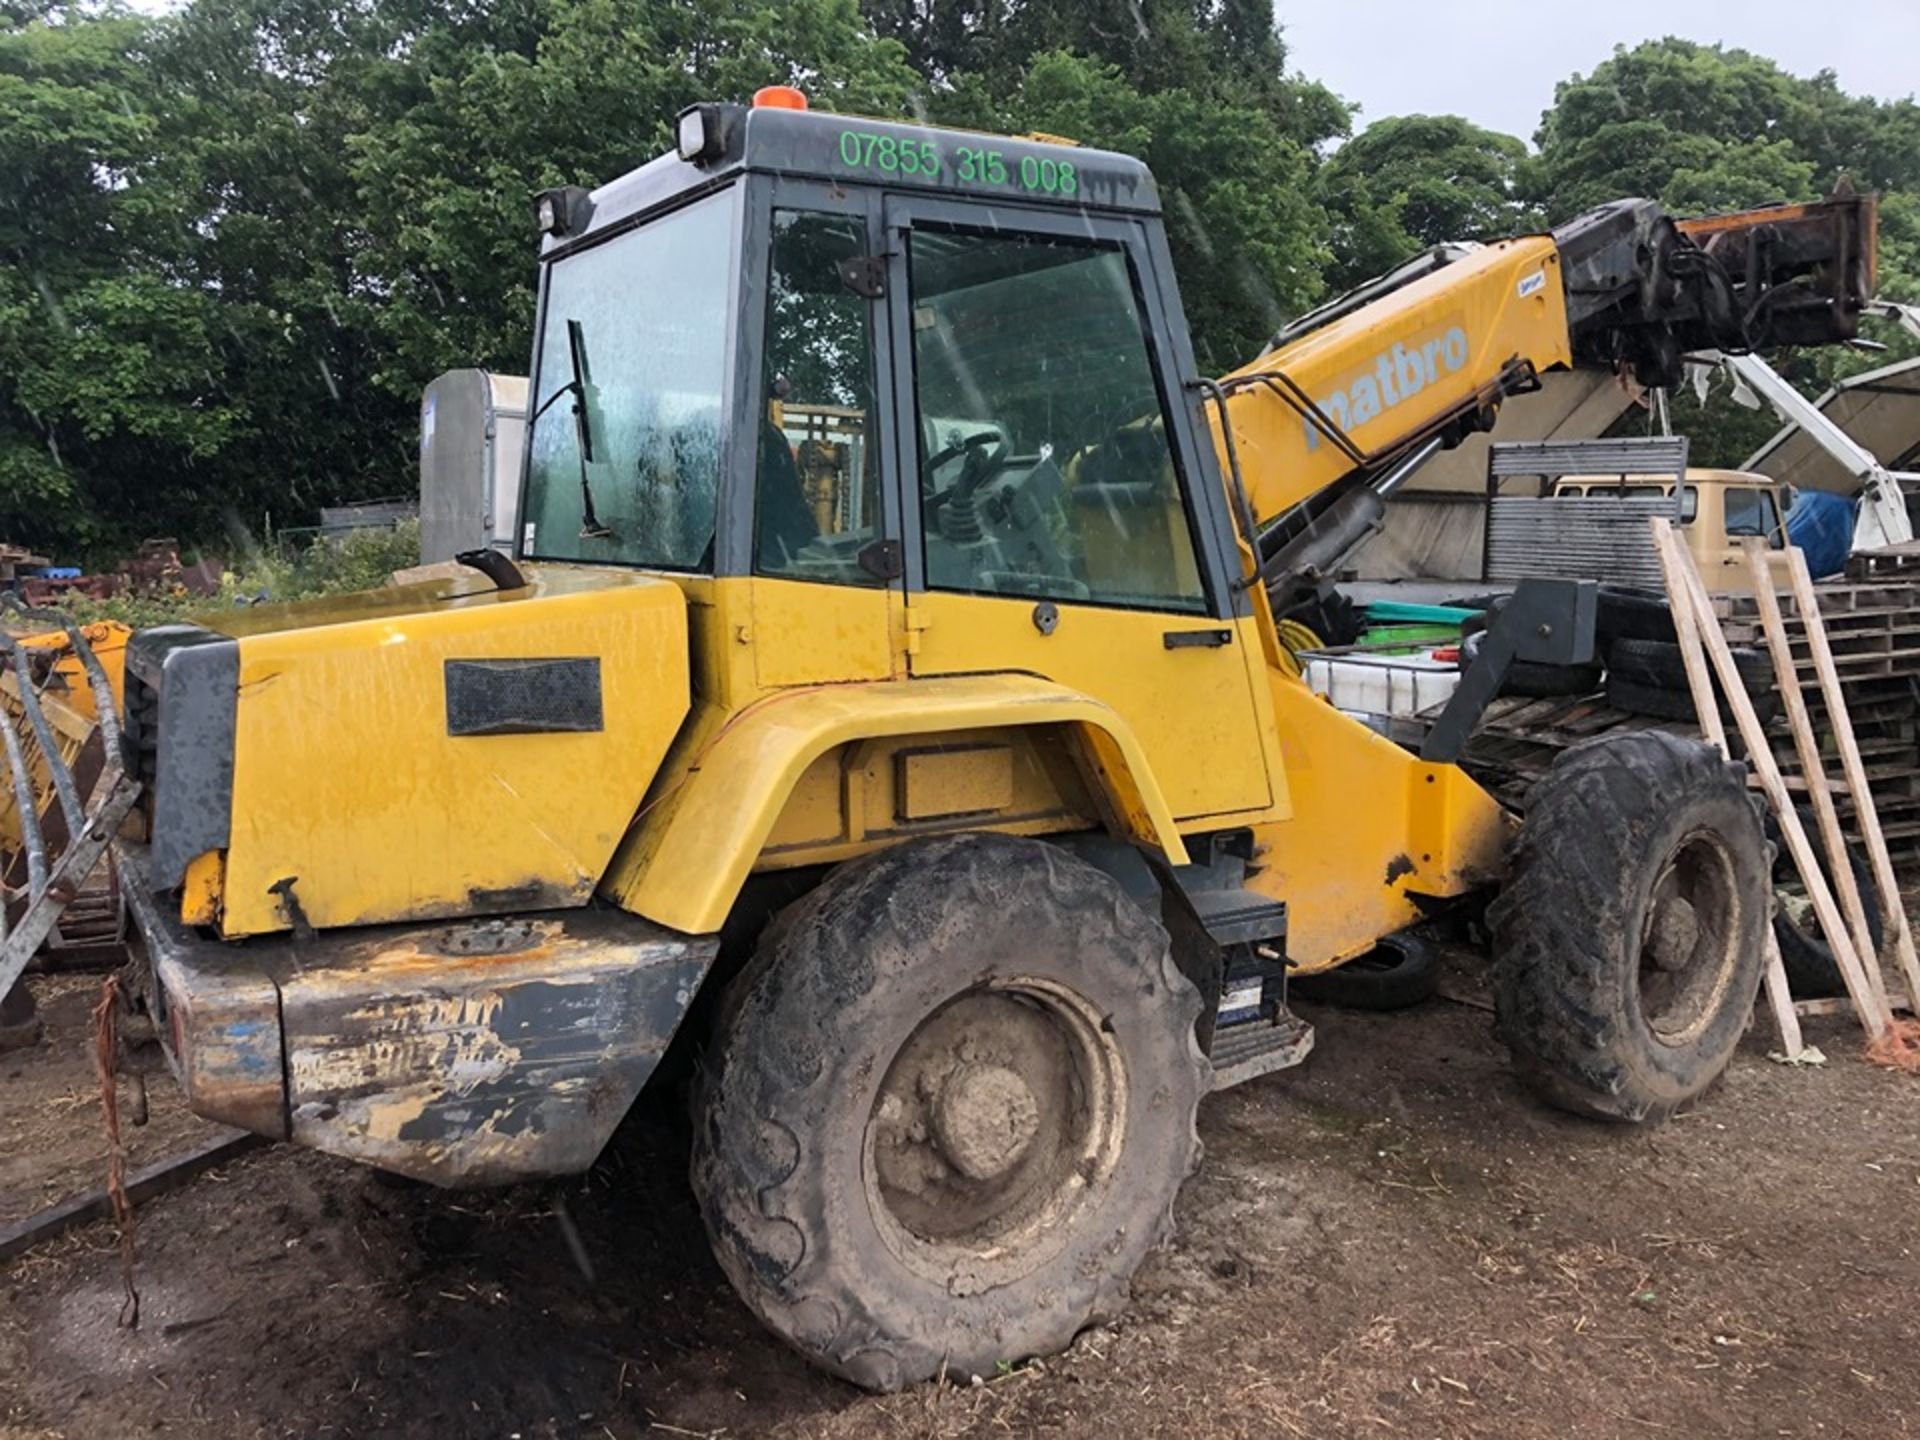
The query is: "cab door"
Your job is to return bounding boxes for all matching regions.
[881,195,1274,823]
[743,177,901,691]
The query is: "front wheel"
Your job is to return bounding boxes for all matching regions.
[690,833,1209,1391]
[1489,731,1770,1122]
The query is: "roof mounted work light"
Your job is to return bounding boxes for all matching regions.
[676,104,728,165]
[535,185,594,238]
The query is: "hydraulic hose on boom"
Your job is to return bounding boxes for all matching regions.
[1217,191,1879,613]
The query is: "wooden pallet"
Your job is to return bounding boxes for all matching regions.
[1713,578,1920,867]
[1464,578,1920,876]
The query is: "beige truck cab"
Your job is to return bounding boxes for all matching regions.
[1483,436,1795,595]
[1551,468,1793,591]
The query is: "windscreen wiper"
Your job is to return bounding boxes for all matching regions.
[530,317,612,539]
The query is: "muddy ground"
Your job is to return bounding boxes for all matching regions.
[3,958,1918,1440]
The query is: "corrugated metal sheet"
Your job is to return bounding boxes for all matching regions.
[1484,497,1676,586]
[1489,437,1688,481]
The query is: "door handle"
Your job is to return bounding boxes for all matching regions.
[1163,628,1233,650]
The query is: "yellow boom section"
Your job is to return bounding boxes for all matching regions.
[1215,237,1572,526]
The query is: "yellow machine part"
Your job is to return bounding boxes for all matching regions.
[1255,668,1512,969]
[0,671,98,861]
[206,569,690,938]
[1214,237,1573,527]
[602,670,1193,935]
[1272,618,1324,679]
[11,622,131,721]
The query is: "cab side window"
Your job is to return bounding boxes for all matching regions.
[1724,487,1785,548]
[755,210,883,586]
[905,226,1208,613]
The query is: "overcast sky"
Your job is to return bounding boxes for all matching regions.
[1277,0,1920,144]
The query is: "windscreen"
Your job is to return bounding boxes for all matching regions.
[521,188,739,568]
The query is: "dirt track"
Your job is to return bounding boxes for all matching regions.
[4,959,1919,1439]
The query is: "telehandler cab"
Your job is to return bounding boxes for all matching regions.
[0,91,1878,1388]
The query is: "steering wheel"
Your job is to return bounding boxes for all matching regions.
[922,431,1009,510]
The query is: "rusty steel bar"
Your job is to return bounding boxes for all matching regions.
[2,636,85,837]
[0,1128,261,1264]
[0,713,48,910]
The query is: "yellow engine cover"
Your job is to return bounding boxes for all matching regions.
[206,568,688,938]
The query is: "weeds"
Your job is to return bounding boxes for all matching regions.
[50,522,422,627]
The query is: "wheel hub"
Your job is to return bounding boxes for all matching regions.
[1648,894,1700,972]
[864,979,1126,1287]
[932,1063,1041,1181]
[1637,830,1743,1045]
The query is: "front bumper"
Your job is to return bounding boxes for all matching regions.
[120,845,718,1186]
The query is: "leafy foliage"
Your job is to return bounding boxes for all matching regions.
[1317,115,1541,291]
[1529,39,1920,463]
[3,13,1918,558]
[57,518,422,624]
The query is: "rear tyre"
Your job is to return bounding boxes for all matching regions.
[1605,674,1781,728]
[1767,809,1885,998]
[1594,586,1678,647]
[690,833,1209,1391]
[1489,731,1770,1122]
[1290,932,1438,1011]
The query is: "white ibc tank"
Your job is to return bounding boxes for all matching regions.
[1302,650,1461,722]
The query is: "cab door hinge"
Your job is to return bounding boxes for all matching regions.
[837,254,889,299]
[902,597,933,657]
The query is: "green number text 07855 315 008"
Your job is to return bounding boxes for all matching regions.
[837,130,940,177]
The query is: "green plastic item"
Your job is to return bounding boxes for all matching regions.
[1361,600,1479,625]
[1359,623,1458,650]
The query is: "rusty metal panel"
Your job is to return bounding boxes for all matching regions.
[123,868,288,1140]
[122,841,717,1184]
[277,912,715,1186]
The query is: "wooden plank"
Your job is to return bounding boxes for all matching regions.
[1762,930,1805,1057]
[1786,547,1920,1016]
[1650,518,1728,757]
[1743,540,1889,1015]
[1649,520,1795,1055]
[0,1128,259,1264]
[1652,519,1889,1041]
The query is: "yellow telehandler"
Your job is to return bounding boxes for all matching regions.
[0,90,1879,1388]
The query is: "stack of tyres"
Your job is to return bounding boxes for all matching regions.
[1584,586,1778,726]
[1458,586,1777,722]
[1606,636,1778,725]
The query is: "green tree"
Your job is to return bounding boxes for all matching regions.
[1317,114,1539,290]
[0,5,229,550]
[0,0,915,557]
[1533,39,1920,466]
[1535,40,1827,217]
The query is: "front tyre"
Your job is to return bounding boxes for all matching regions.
[690,833,1209,1391]
[1490,731,1770,1122]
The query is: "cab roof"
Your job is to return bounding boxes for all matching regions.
[542,103,1162,258]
